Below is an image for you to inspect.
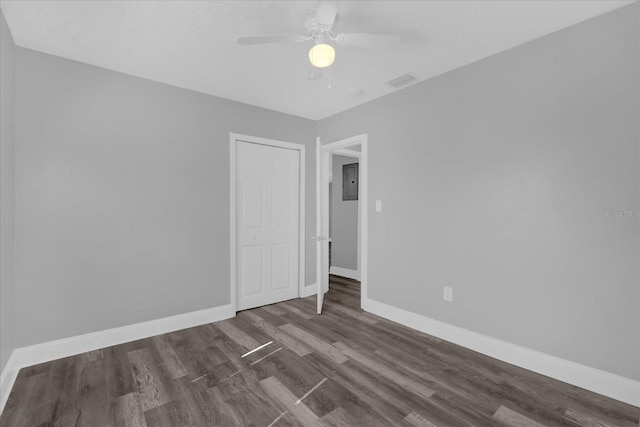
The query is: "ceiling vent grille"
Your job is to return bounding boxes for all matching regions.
[386,73,417,88]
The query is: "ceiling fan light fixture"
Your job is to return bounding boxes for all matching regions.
[309,43,335,68]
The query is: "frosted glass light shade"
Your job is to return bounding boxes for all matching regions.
[309,43,335,68]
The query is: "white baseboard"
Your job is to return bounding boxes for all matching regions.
[0,350,19,416]
[329,266,360,281]
[362,297,640,408]
[0,304,234,415]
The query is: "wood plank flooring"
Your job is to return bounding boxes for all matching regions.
[1,275,638,426]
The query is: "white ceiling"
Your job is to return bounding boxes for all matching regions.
[1,0,634,120]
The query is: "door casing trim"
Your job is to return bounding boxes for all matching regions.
[229,133,306,313]
[318,134,368,310]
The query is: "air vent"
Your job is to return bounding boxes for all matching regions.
[386,73,417,88]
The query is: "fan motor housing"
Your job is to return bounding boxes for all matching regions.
[305,10,333,38]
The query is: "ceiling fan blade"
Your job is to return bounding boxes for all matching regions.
[237,35,307,45]
[334,33,402,49]
[316,2,337,27]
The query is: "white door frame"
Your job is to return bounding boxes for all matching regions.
[230,133,306,313]
[317,134,368,311]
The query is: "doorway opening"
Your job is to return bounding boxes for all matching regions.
[329,152,361,281]
[315,134,368,314]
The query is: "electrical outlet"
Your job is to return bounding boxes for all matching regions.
[443,286,453,302]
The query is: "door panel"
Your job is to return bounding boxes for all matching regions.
[271,243,291,290]
[272,182,291,228]
[242,180,264,227]
[316,140,330,314]
[320,150,330,295]
[237,141,299,310]
[240,245,263,296]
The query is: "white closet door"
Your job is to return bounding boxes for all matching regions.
[237,141,299,310]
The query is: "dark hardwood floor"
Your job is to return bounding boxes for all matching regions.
[1,275,638,426]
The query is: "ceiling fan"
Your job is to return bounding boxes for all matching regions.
[237,2,401,73]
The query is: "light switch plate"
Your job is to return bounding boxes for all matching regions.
[443,286,453,302]
[375,200,382,212]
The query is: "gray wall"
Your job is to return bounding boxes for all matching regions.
[0,11,16,372]
[331,155,358,271]
[318,4,640,380]
[14,48,316,347]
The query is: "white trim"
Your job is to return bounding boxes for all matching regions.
[363,297,640,408]
[315,137,323,314]
[231,133,309,152]
[359,138,368,310]
[230,135,237,313]
[329,266,360,281]
[229,133,306,313]
[320,134,368,310]
[0,350,19,416]
[0,304,233,414]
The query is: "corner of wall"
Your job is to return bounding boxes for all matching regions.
[0,9,17,375]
